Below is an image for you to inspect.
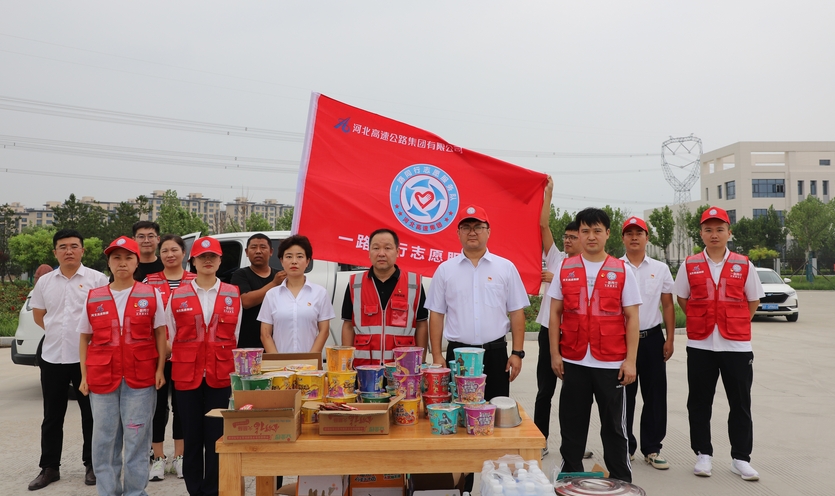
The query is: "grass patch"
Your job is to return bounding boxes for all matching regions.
[0,281,31,337]
[0,314,18,337]
[786,275,835,290]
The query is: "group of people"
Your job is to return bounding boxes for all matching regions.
[26,184,765,494]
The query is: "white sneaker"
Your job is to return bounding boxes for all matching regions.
[694,453,712,477]
[172,455,184,479]
[731,459,759,481]
[149,457,166,481]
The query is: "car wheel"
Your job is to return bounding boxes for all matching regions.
[786,313,799,322]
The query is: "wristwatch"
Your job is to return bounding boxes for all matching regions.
[511,350,525,359]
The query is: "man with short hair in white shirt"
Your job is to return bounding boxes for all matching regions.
[427,205,530,401]
[620,216,676,470]
[28,229,108,491]
[673,206,764,482]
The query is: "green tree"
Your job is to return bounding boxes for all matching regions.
[0,204,18,281]
[275,207,294,231]
[103,202,142,243]
[156,190,209,236]
[648,206,675,261]
[602,205,628,258]
[82,237,106,272]
[684,204,711,249]
[52,194,108,240]
[748,246,779,266]
[245,213,272,232]
[785,196,835,272]
[549,207,574,251]
[9,228,58,277]
[729,217,759,253]
[760,205,787,251]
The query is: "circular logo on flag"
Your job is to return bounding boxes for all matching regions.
[709,209,718,215]
[201,240,211,248]
[224,296,233,306]
[606,272,617,281]
[390,164,459,235]
[116,238,126,245]
[137,299,148,308]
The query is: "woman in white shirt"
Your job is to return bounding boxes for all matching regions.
[258,235,335,353]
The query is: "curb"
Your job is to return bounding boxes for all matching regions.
[0,336,13,348]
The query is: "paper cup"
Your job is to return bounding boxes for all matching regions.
[232,348,264,376]
[301,403,321,424]
[355,365,386,393]
[284,363,317,372]
[266,371,295,390]
[359,392,391,404]
[393,347,424,375]
[393,372,422,399]
[327,370,357,397]
[424,367,452,395]
[455,374,487,403]
[464,403,497,435]
[326,346,355,372]
[427,403,459,435]
[393,397,420,425]
[230,373,244,391]
[384,362,398,383]
[241,375,271,391]
[423,393,453,418]
[295,370,327,400]
[326,394,357,405]
[452,347,485,377]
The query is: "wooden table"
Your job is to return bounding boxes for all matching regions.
[216,405,545,496]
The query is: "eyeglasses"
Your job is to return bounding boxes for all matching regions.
[563,235,579,241]
[135,235,158,241]
[55,244,82,252]
[459,225,488,233]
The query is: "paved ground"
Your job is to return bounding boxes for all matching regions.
[0,291,831,495]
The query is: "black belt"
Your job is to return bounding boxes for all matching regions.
[639,324,662,339]
[447,336,507,350]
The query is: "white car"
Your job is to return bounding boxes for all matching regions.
[755,268,799,322]
[11,290,41,365]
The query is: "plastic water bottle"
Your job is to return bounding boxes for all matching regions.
[497,462,512,479]
[516,468,528,482]
[523,482,537,496]
[503,480,520,496]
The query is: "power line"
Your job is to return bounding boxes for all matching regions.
[473,148,661,159]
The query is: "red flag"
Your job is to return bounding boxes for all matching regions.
[293,94,547,294]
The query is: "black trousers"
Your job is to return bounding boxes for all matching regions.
[152,361,184,443]
[687,347,754,462]
[559,362,631,482]
[534,325,558,440]
[39,359,93,470]
[175,380,229,496]
[625,326,667,457]
[445,339,509,401]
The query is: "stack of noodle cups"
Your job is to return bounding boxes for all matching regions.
[325,346,357,403]
[392,347,424,425]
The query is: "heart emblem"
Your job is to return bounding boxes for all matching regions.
[415,191,434,208]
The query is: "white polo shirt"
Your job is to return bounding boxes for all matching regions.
[29,264,108,364]
[425,249,529,345]
[673,249,764,352]
[535,244,566,328]
[620,254,674,331]
[257,278,335,353]
[165,279,242,344]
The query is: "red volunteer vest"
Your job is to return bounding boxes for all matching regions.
[684,252,752,341]
[146,271,197,308]
[84,283,159,394]
[170,281,240,390]
[559,255,628,362]
[349,270,420,367]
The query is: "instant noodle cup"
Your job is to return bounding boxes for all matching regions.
[359,392,391,403]
[284,363,316,372]
[326,394,357,405]
[455,374,487,403]
[241,375,271,391]
[385,385,398,396]
[393,397,420,425]
[295,370,327,400]
[452,402,469,428]
[427,403,459,435]
[229,373,244,391]
[327,371,357,398]
[424,367,452,395]
[452,347,485,377]
[355,365,385,393]
[423,393,453,418]
[384,362,397,383]
[266,371,295,390]
[464,403,497,436]
[301,402,322,424]
[393,372,422,399]
[393,346,424,375]
[326,346,355,372]
[232,348,264,376]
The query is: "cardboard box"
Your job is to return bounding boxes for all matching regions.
[349,474,406,496]
[220,389,301,443]
[316,396,403,436]
[297,475,349,496]
[408,473,465,496]
[262,352,323,371]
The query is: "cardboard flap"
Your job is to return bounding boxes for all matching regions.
[232,389,301,411]
[317,394,403,416]
[262,352,322,371]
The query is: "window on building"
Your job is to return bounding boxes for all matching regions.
[727,209,736,224]
[46,220,53,225]
[824,180,829,196]
[37,220,42,225]
[717,185,723,199]
[821,159,831,166]
[811,180,817,196]
[754,209,786,225]
[798,180,804,196]
[751,179,785,197]
[46,212,52,217]
[36,212,42,218]
[725,181,736,199]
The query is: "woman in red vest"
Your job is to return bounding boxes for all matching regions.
[145,234,196,480]
[165,236,241,496]
[78,236,167,496]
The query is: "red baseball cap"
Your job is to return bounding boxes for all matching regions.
[190,236,222,257]
[621,216,648,234]
[700,206,731,224]
[457,205,490,225]
[104,236,140,256]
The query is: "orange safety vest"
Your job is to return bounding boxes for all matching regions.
[84,283,159,394]
[146,271,197,308]
[559,255,628,362]
[684,252,752,341]
[170,281,240,390]
[349,271,420,367]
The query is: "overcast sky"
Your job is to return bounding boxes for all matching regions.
[2,1,833,217]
